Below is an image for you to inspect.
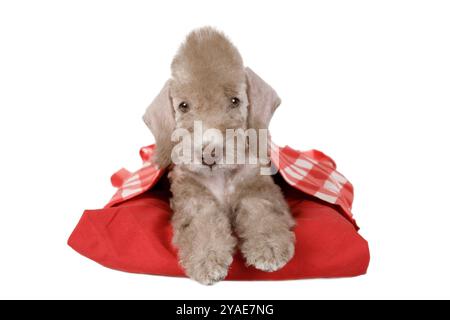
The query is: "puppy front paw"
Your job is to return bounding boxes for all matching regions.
[184,250,233,285]
[241,231,295,272]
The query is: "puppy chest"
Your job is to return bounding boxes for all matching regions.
[196,171,235,206]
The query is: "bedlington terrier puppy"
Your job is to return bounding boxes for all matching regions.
[143,27,295,285]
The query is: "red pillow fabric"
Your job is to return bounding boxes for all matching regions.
[68,175,370,280]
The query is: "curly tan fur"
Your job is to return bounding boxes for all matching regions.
[144,27,295,285]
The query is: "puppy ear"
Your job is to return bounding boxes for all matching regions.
[143,80,176,168]
[245,67,281,130]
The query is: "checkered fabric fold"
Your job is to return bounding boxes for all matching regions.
[106,144,357,228]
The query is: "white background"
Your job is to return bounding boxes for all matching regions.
[1,0,449,299]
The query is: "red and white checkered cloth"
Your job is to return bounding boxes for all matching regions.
[107,144,357,228]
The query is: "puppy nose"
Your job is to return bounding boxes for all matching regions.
[201,157,215,168]
[201,147,216,167]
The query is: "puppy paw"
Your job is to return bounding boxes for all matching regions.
[184,250,233,285]
[241,231,295,272]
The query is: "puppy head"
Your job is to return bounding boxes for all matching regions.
[170,27,248,135]
[143,27,281,170]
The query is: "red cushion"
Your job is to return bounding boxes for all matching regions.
[68,175,369,280]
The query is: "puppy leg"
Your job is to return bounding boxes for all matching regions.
[170,171,237,285]
[232,175,295,272]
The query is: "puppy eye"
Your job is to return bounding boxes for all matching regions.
[231,97,240,108]
[178,102,190,113]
